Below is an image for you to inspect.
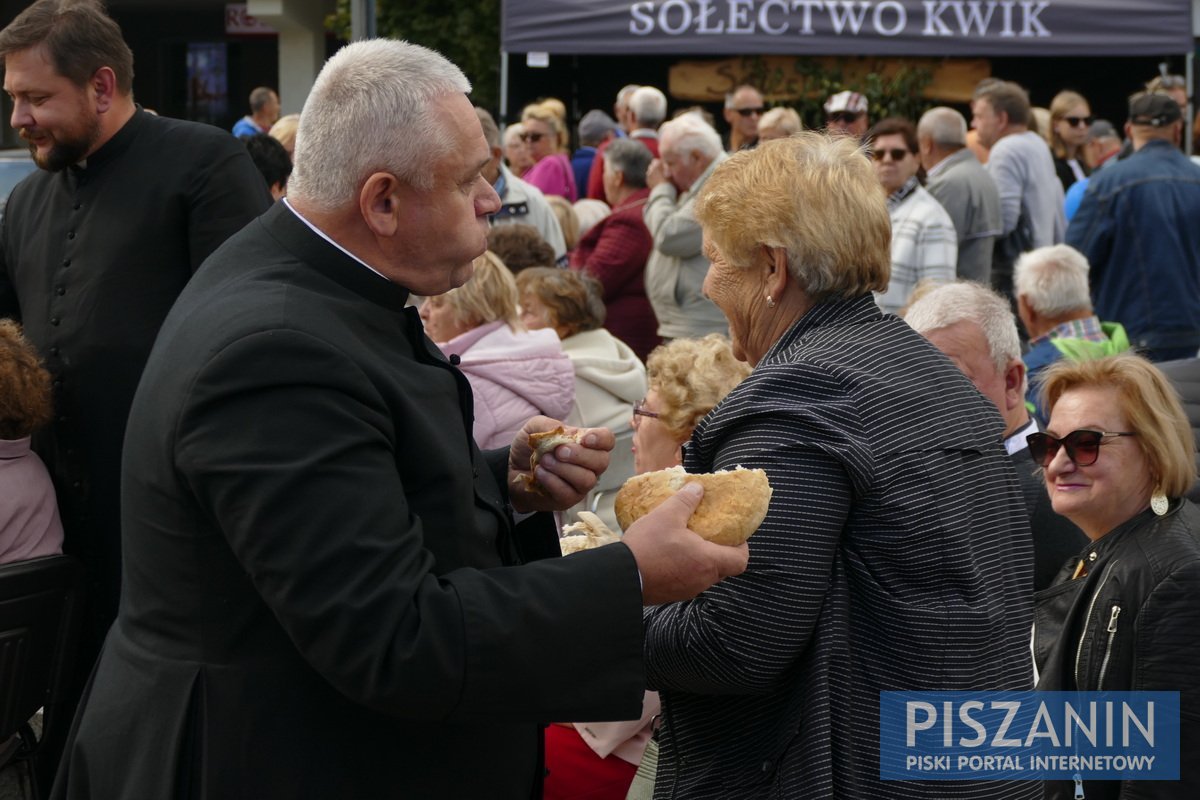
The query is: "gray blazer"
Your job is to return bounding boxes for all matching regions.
[926,147,1003,286]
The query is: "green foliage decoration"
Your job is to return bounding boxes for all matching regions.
[326,0,500,110]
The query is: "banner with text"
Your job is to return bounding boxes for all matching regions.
[501,0,1193,56]
[879,691,1181,781]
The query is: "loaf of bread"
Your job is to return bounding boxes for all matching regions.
[614,466,771,546]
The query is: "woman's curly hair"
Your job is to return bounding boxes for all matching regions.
[0,319,53,439]
[646,334,751,440]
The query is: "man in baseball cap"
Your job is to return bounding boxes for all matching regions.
[1066,91,1200,361]
[824,90,869,138]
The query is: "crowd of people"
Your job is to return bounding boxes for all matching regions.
[2,1,1200,799]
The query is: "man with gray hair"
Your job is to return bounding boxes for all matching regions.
[232,85,280,137]
[722,83,764,151]
[475,107,566,260]
[644,113,729,338]
[1015,244,1129,421]
[585,85,665,199]
[905,282,1086,591]
[918,106,1002,285]
[51,39,747,799]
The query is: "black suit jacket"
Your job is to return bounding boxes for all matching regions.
[51,203,644,799]
[1010,446,1088,591]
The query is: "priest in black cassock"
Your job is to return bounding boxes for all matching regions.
[0,0,270,681]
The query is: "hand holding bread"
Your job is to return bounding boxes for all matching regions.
[507,418,613,514]
[616,466,771,546]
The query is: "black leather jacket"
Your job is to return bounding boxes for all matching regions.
[1034,501,1200,799]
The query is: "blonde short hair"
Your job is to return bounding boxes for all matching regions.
[695,132,890,302]
[521,102,568,151]
[437,251,520,331]
[647,335,752,440]
[545,195,580,251]
[269,113,300,155]
[758,107,802,141]
[1040,354,1196,498]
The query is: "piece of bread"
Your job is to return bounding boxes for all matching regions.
[614,466,771,546]
[559,511,621,555]
[514,426,585,493]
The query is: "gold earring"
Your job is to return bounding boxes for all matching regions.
[1151,487,1169,516]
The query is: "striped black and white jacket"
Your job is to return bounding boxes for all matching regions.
[644,294,1038,799]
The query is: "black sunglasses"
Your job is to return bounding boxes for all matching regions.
[872,147,910,162]
[828,111,863,124]
[1063,116,1095,128]
[735,107,764,117]
[519,131,547,143]
[1026,429,1137,468]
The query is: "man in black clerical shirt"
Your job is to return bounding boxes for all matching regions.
[0,0,269,712]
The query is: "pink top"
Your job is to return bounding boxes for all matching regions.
[522,153,578,203]
[438,321,575,451]
[0,437,65,564]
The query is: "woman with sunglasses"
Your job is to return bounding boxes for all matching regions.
[1030,353,1200,799]
[1049,90,1092,192]
[521,101,578,202]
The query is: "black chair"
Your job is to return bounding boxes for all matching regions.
[0,555,84,800]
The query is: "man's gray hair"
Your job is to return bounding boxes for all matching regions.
[249,86,276,113]
[904,281,1021,375]
[1013,244,1093,318]
[288,39,471,212]
[628,86,667,129]
[660,114,723,161]
[917,106,967,148]
[475,107,501,149]
[604,138,651,188]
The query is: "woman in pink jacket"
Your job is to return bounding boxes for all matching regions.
[418,252,574,450]
[520,102,578,202]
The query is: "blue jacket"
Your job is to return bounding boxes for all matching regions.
[1066,140,1200,352]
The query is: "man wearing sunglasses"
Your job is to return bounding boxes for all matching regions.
[867,117,957,315]
[823,90,869,139]
[906,282,1087,591]
[722,84,764,152]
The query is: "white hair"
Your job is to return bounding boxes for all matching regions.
[628,86,667,129]
[904,281,1021,375]
[288,39,470,212]
[917,106,967,148]
[659,114,723,161]
[1013,244,1093,317]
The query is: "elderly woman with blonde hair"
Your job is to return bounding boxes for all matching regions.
[1030,354,1200,798]
[418,252,573,450]
[521,101,577,201]
[640,133,1040,800]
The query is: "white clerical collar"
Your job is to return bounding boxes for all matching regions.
[1005,416,1040,456]
[282,197,392,283]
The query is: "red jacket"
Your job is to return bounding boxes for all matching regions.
[570,188,660,362]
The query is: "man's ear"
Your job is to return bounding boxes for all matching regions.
[359,172,402,238]
[1003,358,1027,412]
[89,66,118,114]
